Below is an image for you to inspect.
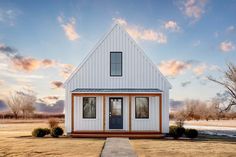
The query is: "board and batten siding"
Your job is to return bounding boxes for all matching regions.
[64,24,171,133]
[131,96,159,131]
[74,96,103,131]
[71,95,160,131]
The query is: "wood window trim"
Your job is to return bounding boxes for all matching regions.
[82,97,96,119]
[135,97,149,119]
[110,52,122,77]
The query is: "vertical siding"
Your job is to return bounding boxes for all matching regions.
[74,96,103,131]
[64,24,170,133]
[131,96,159,131]
[67,24,169,90]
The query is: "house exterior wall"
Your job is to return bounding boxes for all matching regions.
[64,24,171,134]
[131,96,159,131]
[71,95,160,132]
[74,96,103,131]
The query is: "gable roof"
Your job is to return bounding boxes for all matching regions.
[64,23,171,88]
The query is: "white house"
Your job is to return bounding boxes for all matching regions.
[64,23,171,137]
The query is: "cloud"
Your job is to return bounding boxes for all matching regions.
[113,17,167,43]
[164,20,180,32]
[38,96,59,105]
[226,25,235,32]
[51,81,63,89]
[34,100,64,113]
[41,59,56,68]
[178,0,207,22]
[159,59,219,78]
[0,43,57,72]
[181,81,191,87]
[159,60,191,77]
[0,44,17,55]
[59,64,75,79]
[58,16,79,41]
[0,8,20,26]
[0,79,4,86]
[219,41,235,52]
[193,64,207,75]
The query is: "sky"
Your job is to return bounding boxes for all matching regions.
[0,0,236,106]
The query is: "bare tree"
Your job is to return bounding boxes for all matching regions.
[5,89,36,119]
[6,92,23,119]
[208,62,236,112]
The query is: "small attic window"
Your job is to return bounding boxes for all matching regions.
[110,52,122,76]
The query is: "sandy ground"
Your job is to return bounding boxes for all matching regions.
[0,119,236,157]
[131,137,236,157]
[0,121,104,157]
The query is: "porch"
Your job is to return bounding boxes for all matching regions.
[70,88,163,137]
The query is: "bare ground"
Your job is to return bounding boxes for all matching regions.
[131,136,236,157]
[0,121,104,157]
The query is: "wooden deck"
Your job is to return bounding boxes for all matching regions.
[70,131,165,139]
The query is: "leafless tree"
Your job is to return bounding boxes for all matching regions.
[6,92,22,119]
[208,62,236,112]
[5,89,36,119]
[21,90,36,118]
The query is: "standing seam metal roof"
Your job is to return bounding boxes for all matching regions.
[72,88,162,93]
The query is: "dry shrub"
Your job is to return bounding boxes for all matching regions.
[48,118,59,129]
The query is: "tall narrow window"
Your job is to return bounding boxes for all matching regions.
[135,97,149,119]
[110,52,122,76]
[83,97,96,119]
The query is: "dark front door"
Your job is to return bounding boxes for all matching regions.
[109,98,123,129]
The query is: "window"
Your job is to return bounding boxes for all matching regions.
[110,52,122,76]
[135,97,149,118]
[83,97,96,118]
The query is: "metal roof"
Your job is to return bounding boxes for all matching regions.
[72,88,162,93]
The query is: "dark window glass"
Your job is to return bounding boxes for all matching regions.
[110,52,122,76]
[83,97,96,118]
[135,97,149,119]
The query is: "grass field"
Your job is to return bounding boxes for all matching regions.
[0,119,236,157]
[0,120,104,157]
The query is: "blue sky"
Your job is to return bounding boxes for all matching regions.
[0,0,236,104]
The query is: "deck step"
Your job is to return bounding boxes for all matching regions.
[70,133,164,138]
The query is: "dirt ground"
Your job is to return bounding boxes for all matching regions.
[131,136,236,157]
[0,121,104,157]
[0,120,236,157]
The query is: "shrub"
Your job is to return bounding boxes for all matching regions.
[184,129,198,139]
[48,118,59,129]
[51,127,64,138]
[169,126,185,139]
[43,128,51,135]
[32,128,46,137]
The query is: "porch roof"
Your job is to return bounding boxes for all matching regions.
[71,88,162,93]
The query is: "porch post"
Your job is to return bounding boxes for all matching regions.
[129,95,131,131]
[71,93,74,133]
[159,94,162,133]
[103,95,106,131]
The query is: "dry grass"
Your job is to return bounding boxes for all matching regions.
[131,137,236,157]
[0,121,104,157]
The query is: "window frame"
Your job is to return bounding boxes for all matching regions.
[110,52,122,77]
[82,97,96,119]
[135,97,149,119]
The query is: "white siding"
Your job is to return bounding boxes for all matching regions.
[131,96,159,131]
[65,24,170,90]
[74,96,103,131]
[64,24,170,133]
